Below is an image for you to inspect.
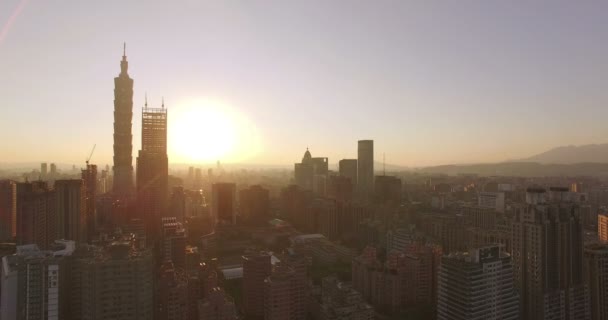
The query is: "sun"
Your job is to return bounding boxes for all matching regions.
[168,98,260,163]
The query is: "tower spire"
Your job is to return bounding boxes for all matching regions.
[145,92,148,107]
[162,96,165,109]
[119,42,129,75]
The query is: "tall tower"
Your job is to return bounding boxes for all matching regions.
[113,43,135,197]
[136,98,168,243]
[357,140,374,201]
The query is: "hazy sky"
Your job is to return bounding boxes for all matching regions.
[1,1,608,168]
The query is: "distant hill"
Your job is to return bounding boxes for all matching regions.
[523,143,608,164]
[419,162,608,177]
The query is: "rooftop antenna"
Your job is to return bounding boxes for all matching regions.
[145,92,148,108]
[162,96,165,109]
[123,42,126,57]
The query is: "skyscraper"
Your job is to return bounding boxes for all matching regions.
[211,183,236,225]
[136,99,168,242]
[437,245,520,320]
[338,159,357,186]
[113,43,135,196]
[512,187,590,320]
[584,244,608,320]
[357,140,374,201]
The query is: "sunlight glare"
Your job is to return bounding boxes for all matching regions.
[169,98,260,163]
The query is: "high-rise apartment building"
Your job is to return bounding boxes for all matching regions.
[136,100,169,242]
[71,242,154,320]
[242,252,272,318]
[338,159,357,186]
[212,183,236,225]
[0,180,17,241]
[55,179,87,243]
[16,181,55,248]
[81,164,97,240]
[357,140,374,201]
[0,240,76,320]
[161,217,187,268]
[584,244,608,320]
[437,245,519,320]
[113,44,135,196]
[157,261,188,320]
[512,187,590,320]
[263,255,309,320]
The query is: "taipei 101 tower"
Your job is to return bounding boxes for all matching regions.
[112,43,135,196]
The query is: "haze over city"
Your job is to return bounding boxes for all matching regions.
[2,0,608,166]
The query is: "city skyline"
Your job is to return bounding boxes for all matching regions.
[2,1,608,167]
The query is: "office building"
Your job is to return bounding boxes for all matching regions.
[242,252,272,318]
[49,163,57,178]
[0,180,16,241]
[212,183,236,225]
[239,185,270,225]
[41,162,48,179]
[512,187,590,320]
[338,159,357,186]
[113,44,135,196]
[0,240,75,320]
[71,242,154,320]
[437,245,519,320]
[584,244,608,320]
[294,148,329,195]
[357,140,374,201]
[136,99,169,242]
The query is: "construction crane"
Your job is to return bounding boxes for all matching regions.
[86,144,96,165]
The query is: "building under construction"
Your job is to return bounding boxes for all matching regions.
[136,102,168,244]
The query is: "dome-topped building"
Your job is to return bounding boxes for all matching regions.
[302,148,312,164]
[294,147,328,194]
